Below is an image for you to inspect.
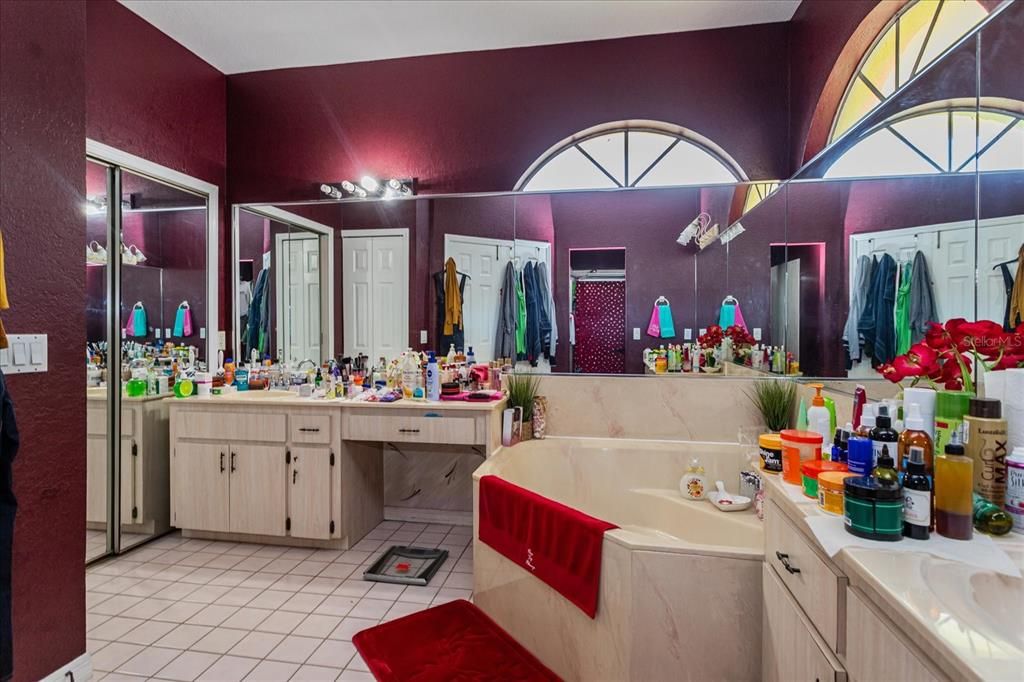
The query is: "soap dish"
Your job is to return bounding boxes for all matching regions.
[708,491,752,512]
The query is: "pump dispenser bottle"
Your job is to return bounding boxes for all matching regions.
[935,430,973,540]
[807,384,832,446]
[898,403,934,474]
[857,404,877,438]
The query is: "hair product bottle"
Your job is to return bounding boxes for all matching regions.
[935,430,973,540]
[964,397,1008,507]
[898,403,934,475]
[1005,446,1024,535]
[973,494,1012,536]
[903,446,932,539]
[870,404,899,472]
[934,390,972,455]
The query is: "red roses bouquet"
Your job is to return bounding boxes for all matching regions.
[698,325,724,349]
[878,319,1024,392]
[725,325,756,348]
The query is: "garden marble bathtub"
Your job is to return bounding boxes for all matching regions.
[472,437,764,681]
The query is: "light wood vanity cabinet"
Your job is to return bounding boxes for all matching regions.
[86,395,171,536]
[170,404,379,547]
[762,479,953,682]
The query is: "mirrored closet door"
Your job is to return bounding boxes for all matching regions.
[85,151,215,562]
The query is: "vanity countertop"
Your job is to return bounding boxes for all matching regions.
[87,387,170,403]
[171,390,507,411]
[764,473,1024,682]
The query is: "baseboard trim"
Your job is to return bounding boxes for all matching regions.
[384,506,472,526]
[40,652,91,682]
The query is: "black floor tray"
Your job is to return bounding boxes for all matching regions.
[363,545,450,586]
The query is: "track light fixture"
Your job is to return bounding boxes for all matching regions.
[320,177,416,200]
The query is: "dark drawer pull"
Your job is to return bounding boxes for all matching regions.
[299,427,320,433]
[775,551,800,574]
[398,428,421,433]
[230,452,237,472]
[220,452,225,473]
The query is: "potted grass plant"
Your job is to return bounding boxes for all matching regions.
[506,372,542,440]
[746,379,797,432]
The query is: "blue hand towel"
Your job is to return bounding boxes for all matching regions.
[131,303,147,337]
[657,300,676,338]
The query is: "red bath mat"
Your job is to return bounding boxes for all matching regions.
[352,599,561,681]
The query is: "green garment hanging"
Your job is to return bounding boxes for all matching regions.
[515,268,527,356]
[895,260,913,356]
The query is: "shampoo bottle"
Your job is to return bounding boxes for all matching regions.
[964,397,1008,507]
[902,446,932,539]
[935,430,973,540]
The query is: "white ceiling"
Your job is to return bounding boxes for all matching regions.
[120,0,801,75]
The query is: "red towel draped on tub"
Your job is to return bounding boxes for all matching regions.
[478,475,618,618]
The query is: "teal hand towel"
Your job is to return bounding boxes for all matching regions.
[657,300,676,338]
[129,303,147,337]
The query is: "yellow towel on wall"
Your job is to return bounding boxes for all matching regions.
[0,230,8,349]
[1011,244,1024,329]
[443,257,462,336]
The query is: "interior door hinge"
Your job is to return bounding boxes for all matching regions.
[132,506,138,519]
[285,517,291,532]
[132,442,138,457]
[330,520,335,534]
[329,451,335,466]
[286,450,291,464]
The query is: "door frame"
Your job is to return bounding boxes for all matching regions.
[340,228,410,359]
[232,205,335,362]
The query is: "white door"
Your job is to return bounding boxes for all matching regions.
[931,227,975,323]
[444,235,512,362]
[276,233,321,364]
[978,217,1023,324]
[342,231,409,362]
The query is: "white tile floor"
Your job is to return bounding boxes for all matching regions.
[87,521,474,681]
[88,529,161,562]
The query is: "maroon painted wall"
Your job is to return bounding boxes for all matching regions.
[86,0,227,329]
[226,21,792,205]
[0,1,87,679]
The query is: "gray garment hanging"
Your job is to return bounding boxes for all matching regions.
[843,255,872,362]
[495,261,517,359]
[908,250,937,344]
[536,262,558,360]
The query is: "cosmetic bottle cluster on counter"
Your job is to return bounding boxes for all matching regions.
[758,385,1022,540]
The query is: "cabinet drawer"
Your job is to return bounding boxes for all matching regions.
[178,410,286,443]
[290,414,332,444]
[845,587,945,682]
[87,407,134,437]
[763,563,846,682]
[766,499,846,652]
[344,413,477,445]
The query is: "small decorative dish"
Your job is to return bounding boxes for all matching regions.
[708,480,752,511]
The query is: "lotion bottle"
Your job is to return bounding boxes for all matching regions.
[680,458,708,501]
[807,384,832,446]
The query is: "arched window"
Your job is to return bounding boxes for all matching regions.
[825,103,1024,178]
[516,121,746,192]
[831,0,993,144]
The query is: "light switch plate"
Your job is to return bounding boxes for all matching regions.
[633,327,641,340]
[684,328,692,340]
[199,327,207,339]
[753,327,762,340]
[165,328,172,338]
[218,331,227,350]
[420,330,428,344]
[699,328,707,336]
[154,328,162,339]
[0,334,48,374]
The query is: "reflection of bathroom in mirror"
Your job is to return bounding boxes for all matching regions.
[234,207,334,367]
[568,248,626,374]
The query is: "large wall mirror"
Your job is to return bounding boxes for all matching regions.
[230,0,1021,387]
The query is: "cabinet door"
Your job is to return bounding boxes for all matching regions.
[289,447,333,539]
[173,442,230,532]
[229,444,287,536]
[86,435,108,525]
[762,564,846,682]
[846,587,944,682]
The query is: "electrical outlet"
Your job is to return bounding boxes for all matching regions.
[699,328,707,336]
[420,329,428,344]
[199,327,207,339]
[218,331,227,349]
[633,327,641,340]
[164,328,172,338]
[753,327,762,340]
[684,328,692,340]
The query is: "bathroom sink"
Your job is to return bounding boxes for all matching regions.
[917,551,1024,654]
